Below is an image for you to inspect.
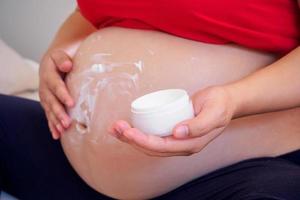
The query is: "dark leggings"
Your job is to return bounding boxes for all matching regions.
[0,94,300,200]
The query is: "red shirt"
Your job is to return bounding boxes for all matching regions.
[77,0,300,54]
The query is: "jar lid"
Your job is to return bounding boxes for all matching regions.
[131,89,189,114]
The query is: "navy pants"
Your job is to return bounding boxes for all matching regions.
[0,94,300,200]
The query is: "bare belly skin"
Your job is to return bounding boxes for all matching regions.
[61,27,300,199]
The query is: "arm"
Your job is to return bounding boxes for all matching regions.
[43,7,96,58]
[39,8,96,139]
[227,47,300,118]
[224,0,300,118]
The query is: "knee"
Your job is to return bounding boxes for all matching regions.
[237,159,300,199]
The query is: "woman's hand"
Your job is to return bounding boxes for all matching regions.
[38,8,96,140]
[39,49,74,140]
[108,86,237,157]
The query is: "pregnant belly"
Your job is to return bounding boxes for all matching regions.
[61,27,300,199]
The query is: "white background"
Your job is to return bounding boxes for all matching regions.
[0,0,76,61]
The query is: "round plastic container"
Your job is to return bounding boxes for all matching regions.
[131,89,195,137]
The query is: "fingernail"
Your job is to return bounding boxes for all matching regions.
[174,125,189,138]
[116,126,123,134]
[61,119,68,128]
[62,117,72,127]
[53,133,59,140]
[67,100,74,107]
[56,124,63,133]
[64,60,72,65]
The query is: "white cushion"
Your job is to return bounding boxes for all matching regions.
[0,39,39,95]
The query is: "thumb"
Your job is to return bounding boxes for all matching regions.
[51,50,73,73]
[173,108,215,139]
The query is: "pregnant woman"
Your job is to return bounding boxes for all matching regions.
[1,0,300,199]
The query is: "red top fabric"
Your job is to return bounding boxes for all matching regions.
[77,0,300,54]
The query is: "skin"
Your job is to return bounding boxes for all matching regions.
[40,4,300,156]
[38,4,300,199]
[60,27,300,199]
[109,48,300,157]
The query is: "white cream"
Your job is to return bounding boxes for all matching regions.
[69,55,144,143]
[134,60,143,72]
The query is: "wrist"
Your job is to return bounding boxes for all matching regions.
[223,83,245,119]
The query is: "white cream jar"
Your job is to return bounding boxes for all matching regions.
[131,89,195,137]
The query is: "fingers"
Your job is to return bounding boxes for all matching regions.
[45,111,62,140]
[129,143,191,157]
[48,75,74,108]
[41,88,71,139]
[177,86,234,139]
[191,112,223,136]
[109,124,192,156]
[51,50,73,73]
[176,107,217,138]
[117,127,217,156]
[109,120,225,157]
[46,56,74,108]
[108,120,131,142]
[39,50,74,140]
[50,93,72,128]
[48,121,60,140]
[39,54,73,127]
[123,128,196,153]
[111,121,200,154]
[41,89,71,129]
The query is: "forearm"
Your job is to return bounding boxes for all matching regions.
[44,8,96,58]
[225,47,300,118]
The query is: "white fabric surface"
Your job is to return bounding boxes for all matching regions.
[0,39,39,101]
